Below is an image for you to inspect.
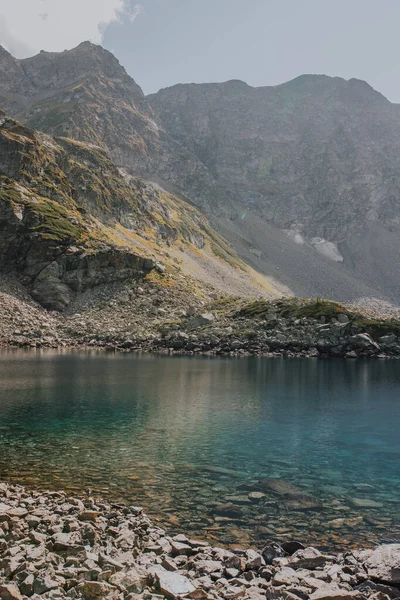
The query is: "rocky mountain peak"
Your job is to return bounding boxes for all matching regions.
[19,40,140,94]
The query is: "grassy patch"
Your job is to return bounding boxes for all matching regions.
[352,317,400,339]
[236,298,354,320]
[28,199,84,243]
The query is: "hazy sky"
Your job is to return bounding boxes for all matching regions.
[2,0,400,100]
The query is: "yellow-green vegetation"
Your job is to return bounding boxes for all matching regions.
[201,223,244,270]
[236,297,353,320]
[0,185,22,203]
[0,113,273,295]
[352,317,400,339]
[26,198,84,243]
[233,297,400,341]
[27,102,77,133]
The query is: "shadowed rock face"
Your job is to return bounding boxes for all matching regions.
[149,76,400,239]
[149,77,400,302]
[0,194,154,311]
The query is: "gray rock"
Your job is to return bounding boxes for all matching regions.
[364,544,400,584]
[153,568,196,599]
[289,547,332,570]
[0,584,23,600]
[337,314,350,323]
[349,333,379,350]
[379,334,397,344]
[187,313,215,329]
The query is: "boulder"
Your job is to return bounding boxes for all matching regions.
[271,566,299,586]
[187,313,215,329]
[261,541,285,565]
[108,566,146,593]
[364,544,400,584]
[289,547,333,570]
[309,587,364,599]
[349,333,380,350]
[281,541,305,555]
[153,568,196,599]
[245,549,265,570]
[0,584,22,600]
[77,581,122,600]
[337,314,350,324]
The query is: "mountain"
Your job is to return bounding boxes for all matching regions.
[148,76,400,303]
[1,42,400,305]
[0,42,225,211]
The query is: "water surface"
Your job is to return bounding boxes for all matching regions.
[0,350,399,549]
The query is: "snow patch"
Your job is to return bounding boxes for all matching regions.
[284,229,305,245]
[310,238,343,262]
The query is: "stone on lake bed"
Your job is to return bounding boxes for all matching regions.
[248,492,266,502]
[258,478,322,510]
[350,497,383,508]
[282,494,323,510]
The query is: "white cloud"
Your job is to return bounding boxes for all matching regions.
[0,0,142,58]
[125,3,143,23]
[0,15,35,57]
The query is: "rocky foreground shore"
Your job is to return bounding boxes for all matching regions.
[1,483,400,600]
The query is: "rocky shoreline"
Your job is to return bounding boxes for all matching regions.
[1,482,400,600]
[1,276,400,360]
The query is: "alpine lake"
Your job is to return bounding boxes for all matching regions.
[0,350,399,551]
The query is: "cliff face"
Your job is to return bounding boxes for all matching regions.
[149,76,400,239]
[149,76,400,302]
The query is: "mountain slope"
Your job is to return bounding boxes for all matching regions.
[0,110,279,310]
[0,42,227,212]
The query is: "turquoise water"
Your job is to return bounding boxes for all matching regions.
[0,350,399,549]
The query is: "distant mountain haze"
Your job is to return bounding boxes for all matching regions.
[1,42,399,303]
